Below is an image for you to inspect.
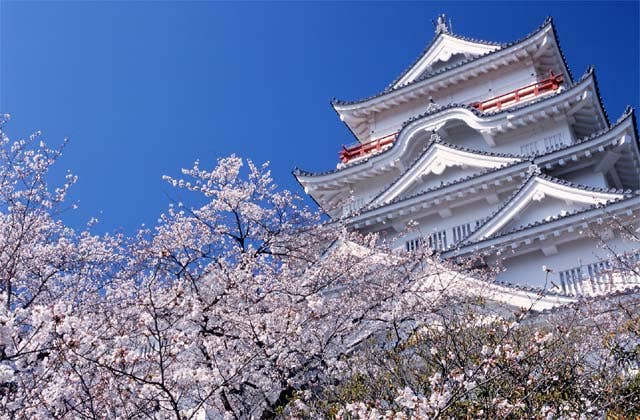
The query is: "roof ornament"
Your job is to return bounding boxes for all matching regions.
[426,96,440,112]
[433,14,451,35]
[527,164,542,176]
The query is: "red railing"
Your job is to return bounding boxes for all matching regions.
[339,132,398,163]
[337,73,563,163]
[471,72,564,113]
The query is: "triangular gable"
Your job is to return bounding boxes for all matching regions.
[372,142,520,206]
[393,33,501,89]
[466,172,624,242]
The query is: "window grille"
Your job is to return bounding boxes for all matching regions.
[452,223,472,243]
[559,260,612,295]
[519,141,540,156]
[342,197,367,216]
[405,238,422,252]
[427,230,448,251]
[452,219,487,243]
[542,133,563,152]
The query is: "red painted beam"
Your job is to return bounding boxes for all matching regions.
[340,133,398,163]
[472,72,563,113]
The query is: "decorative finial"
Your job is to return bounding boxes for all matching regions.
[527,164,542,176]
[433,14,450,35]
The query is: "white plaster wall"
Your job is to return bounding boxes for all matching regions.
[370,62,538,140]
[497,197,589,235]
[491,120,575,155]
[436,119,574,156]
[492,235,640,290]
[390,194,510,249]
[440,124,488,150]
[562,168,608,189]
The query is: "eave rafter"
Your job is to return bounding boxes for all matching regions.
[333,19,572,142]
[372,140,522,205]
[465,170,626,243]
[445,195,640,259]
[294,75,619,211]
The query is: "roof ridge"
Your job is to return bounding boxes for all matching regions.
[534,285,640,315]
[458,170,536,245]
[459,172,635,246]
[359,135,523,210]
[463,193,637,245]
[386,18,551,92]
[536,172,629,195]
[295,73,602,179]
[333,18,555,107]
[360,160,527,214]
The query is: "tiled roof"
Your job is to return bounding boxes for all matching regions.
[385,29,505,93]
[361,136,524,209]
[332,17,574,107]
[534,285,640,314]
[294,69,605,179]
[532,107,634,159]
[359,161,529,215]
[402,67,599,126]
[457,173,637,247]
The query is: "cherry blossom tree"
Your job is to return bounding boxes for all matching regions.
[1,116,637,419]
[0,118,483,418]
[306,291,640,418]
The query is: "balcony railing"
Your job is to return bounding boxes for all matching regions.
[339,132,397,164]
[557,250,640,296]
[337,72,564,164]
[471,72,564,113]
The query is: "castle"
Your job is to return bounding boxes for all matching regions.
[294,17,640,297]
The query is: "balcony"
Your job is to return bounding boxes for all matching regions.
[471,72,564,113]
[339,132,397,164]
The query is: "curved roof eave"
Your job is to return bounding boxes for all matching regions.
[332,17,572,112]
[295,70,604,182]
[462,172,630,244]
[367,138,523,207]
[349,161,530,221]
[445,192,640,257]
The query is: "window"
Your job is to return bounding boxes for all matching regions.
[427,230,448,251]
[520,140,540,156]
[342,197,367,217]
[452,223,472,242]
[519,133,564,156]
[405,238,422,252]
[559,260,612,295]
[452,219,487,243]
[542,132,563,152]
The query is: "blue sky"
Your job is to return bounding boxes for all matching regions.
[1,1,638,233]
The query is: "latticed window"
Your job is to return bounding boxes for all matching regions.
[543,132,563,152]
[520,141,540,156]
[559,260,612,295]
[405,238,422,252]
[452,219,487,243]
[427,230,448,251]
[452,223,472,242]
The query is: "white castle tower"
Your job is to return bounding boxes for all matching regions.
[294,17,640,297]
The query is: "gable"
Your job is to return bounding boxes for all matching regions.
[397,164,490,201]
[468,175,625,242]
[373,143,520,205]
[393,34,500,88]
[492,196,591,237]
